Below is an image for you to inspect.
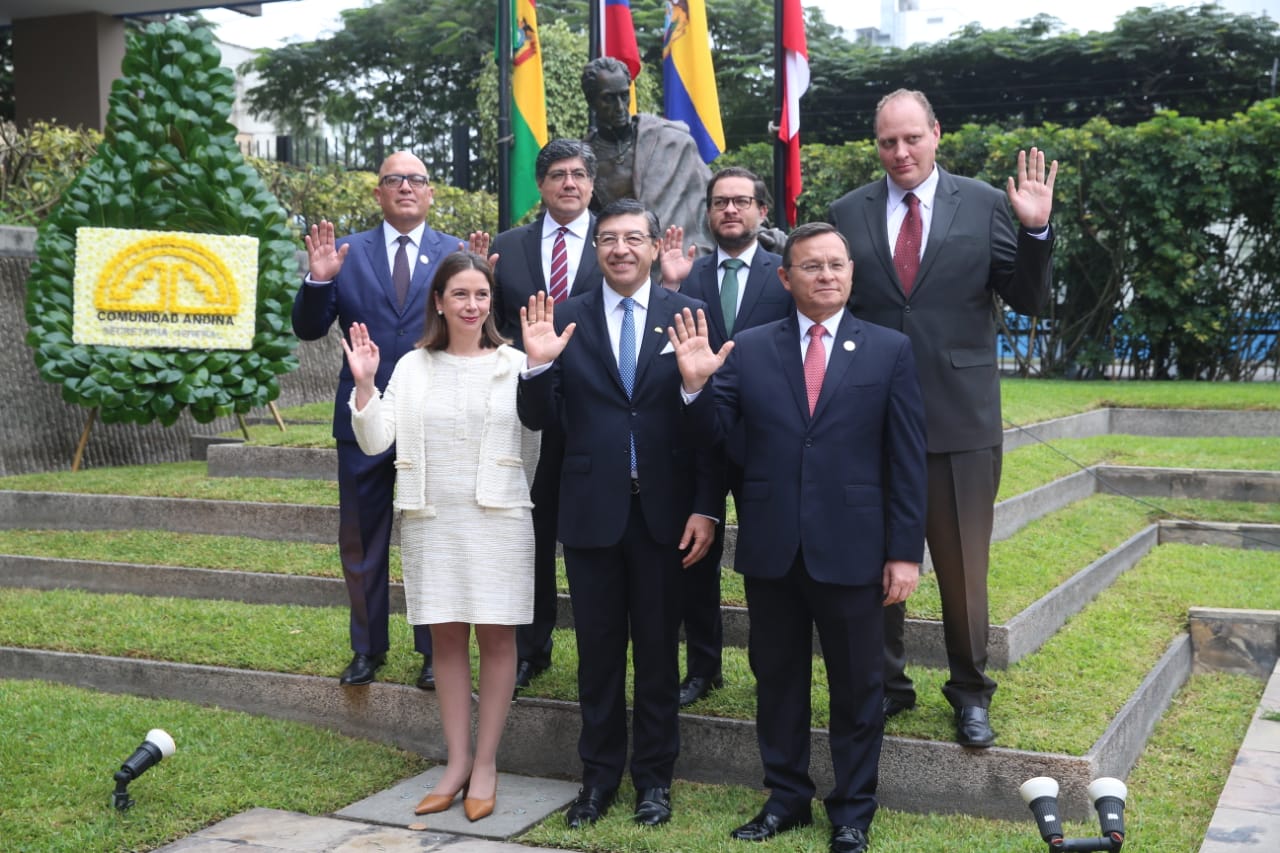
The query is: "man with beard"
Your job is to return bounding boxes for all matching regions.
[659,166,794,707]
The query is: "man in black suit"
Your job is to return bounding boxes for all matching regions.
[518,199,720,830]
[492,138,602,692]
[293,151,466,689]
[828,88,1057,747]
[659,166,794,707]
[672,222,928,853]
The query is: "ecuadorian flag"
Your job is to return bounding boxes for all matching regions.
[511,0,549,218]
[662,0,725,164]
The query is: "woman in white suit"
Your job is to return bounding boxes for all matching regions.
[345,252,539,822]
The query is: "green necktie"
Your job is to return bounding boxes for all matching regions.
[721,258,745,337]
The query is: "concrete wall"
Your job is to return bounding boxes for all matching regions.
[1,227,340,476]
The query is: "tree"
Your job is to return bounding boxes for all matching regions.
[243,0,495,182]
[0,29,12,122]
[803,5,1280,145]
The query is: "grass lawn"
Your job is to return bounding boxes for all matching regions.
[0,679,428,852]
[2,542,1275,756]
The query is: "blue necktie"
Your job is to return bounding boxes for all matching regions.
[619,297,638,474]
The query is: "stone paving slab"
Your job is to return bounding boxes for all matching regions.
[1200,659,1280,852]
[336,766,580,839]
[154,807,564,852]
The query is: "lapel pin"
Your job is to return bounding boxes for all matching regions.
[419,254,429,264]
[843,340,856,352]
[653,326,663,334]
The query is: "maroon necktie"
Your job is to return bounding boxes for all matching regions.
[548,226,569,304]
[393,235,411,308]
[894,192,922,296]
[804,324,826,415]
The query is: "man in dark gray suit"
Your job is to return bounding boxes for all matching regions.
[491,139,603,692]
[828,88,1057,748]
[660,166,793,707]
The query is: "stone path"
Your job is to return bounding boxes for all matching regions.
[156,767,579,852]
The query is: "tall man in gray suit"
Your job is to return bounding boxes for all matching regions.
[828,89,1057,748]
[491,139,603,691]
[660,166,794,707]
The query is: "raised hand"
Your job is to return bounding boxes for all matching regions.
[520,291,576,368]
[340,322,380,410]
[304,219,349,282]
[668,307,733,393]
[463,231,499,269]
[1006,147,1059,230]
[659,225,696,288]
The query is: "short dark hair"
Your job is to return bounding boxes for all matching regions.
[874,89,938,136]
[417,252,509,351]
[582,56,630,101]
[781,222,850,268]
[535,138,597,182]
[594,198,661,241]
[706,166,770,210]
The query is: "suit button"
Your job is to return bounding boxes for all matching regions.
[398,329,406,335]
[804,438,813,448]
[904,306,913,314]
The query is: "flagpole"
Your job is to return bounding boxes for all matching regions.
[772,0,788,228]
[589,0,601,61]
[498,0,513,232]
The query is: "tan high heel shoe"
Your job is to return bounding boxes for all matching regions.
[463,782,496,822]
[414,776,470,815]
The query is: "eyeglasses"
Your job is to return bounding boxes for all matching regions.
[379,174,430,189]
[545,168,592,183]
[710,195,757,211]
[793,260,850,276]
[594,232,654,249]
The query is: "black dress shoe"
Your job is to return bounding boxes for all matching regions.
[955,705,996,748]
[633,786,672,826]
[514,659,546,690]
[830,825,869,853]
[338,653,385,686]
[730,808,813,841]
[565,785,617,828]
[678,674,724,707]
[882,694,916,718]
[415,655,435,691]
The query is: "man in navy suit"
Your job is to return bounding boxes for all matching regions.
[491,139,602,692]
[659,166,793,707]
[829,89,1056,747]
[292,151,463,688]
[518,199,720,830]
[673,223,928,853]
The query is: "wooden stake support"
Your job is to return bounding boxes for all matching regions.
[267,401,286,432]
[71,407,98,472]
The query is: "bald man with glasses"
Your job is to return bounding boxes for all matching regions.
[293,150,468,690]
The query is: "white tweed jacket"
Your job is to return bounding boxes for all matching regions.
[349,344,539,517]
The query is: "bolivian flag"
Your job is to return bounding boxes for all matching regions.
[662,0,725,164]
[512,0,549,218]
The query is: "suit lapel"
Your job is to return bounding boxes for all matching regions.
[523,216,548,294]
[914,167,958,299]
[574,288,629,397]
[811,312,863,422]
[695,257,729,342]
[735,251,776,330]
[634,286,673,389]
[569,214,600,296]
[360,228,400,311]
[861,180,899,294]
[774,316,810,420]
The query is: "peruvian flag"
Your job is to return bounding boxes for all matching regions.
[778,0,809,227]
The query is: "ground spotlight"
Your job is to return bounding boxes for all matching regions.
[1019,775,1127,851]
[112,728,176,811]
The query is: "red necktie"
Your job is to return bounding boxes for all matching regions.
[548,226,569,304]
[894,192,921,296]
[804,324,826,415]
